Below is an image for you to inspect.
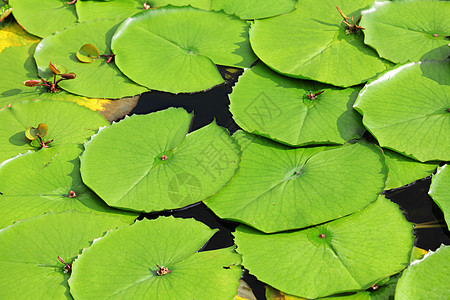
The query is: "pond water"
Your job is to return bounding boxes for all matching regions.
[128,75,450,300]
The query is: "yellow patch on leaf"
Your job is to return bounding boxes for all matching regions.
[0,21,40,54]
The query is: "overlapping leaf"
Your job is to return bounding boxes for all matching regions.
[34,18,148,98]
[69,217,242,299]
[354,61,450,162]
[230,63,365,146]
[361,0,450,63]
[205,132,387,233]
[395,245,450,299]
[0,20,39,53]
[249,0,389,87]
[212,0,297,19]
[0,144,138,229]
[9,0,77,37]
[0,99,109,163]
[429,164,450,230]
[234,196,414,299]
[111,6,256,93]
[81,107,241,212]
[0,211,130,299]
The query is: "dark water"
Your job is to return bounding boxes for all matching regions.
[129,78,450,300]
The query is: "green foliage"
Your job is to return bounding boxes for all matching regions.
[429,165,450,230]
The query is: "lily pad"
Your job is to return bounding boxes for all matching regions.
[80,107,241,212]
[0,211,131,300]
[76,43,100,63]
[429,164,450,230]
[384,149,437,190]
[395,244,450,299]
[111,6,256,93]
[212,0,297,19]
[354,61,450,162]
[249,0,389,87]
[34,18,148,98]
[9,0,77,37]
[229,63,365,146]
[361,1,450,63]
[0,144,138,229]
[0,20,40,53]
[0,99,109,163]
[205,132,387,233]
[69,216,242,299]
[234,196,414,299]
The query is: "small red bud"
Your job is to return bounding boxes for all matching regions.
[60,73,76,80]
[23,80,41,87]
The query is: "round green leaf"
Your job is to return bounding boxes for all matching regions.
[25,122,48,140]
[235,196,414,299]
[395,245,450,299]
[212,0,297,19]
[0,144,138,229]
[111,6,256,93]
[9,0,77,37]
[429,164,450,230]
[0,211,131,300]
[249,0,389,87]
[361,1,450,63]
[230,63,365,146]
[69,216,242,299]
[76,43,100,63]
[34,18,148,98]
[354,61,450,162]
[80,107,241,212]
[0,99,109,164]
[205,132,387,233]
[384,149,437,190]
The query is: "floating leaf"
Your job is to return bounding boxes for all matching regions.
[354,61,450,162]
[429,164,450,230]
[24,122,48,140]
[81,107,241,212]
[361,1,450,63]
[0,99,109,164]
[230,63,365,146]
[0,211,131,299]
[395,245,450,299]
[0,144,138,229]
[249,0,389,87]
[235,196,414,299]
[111,6,256,93]
[205,132,387,233]
[69,216,242,299]
[34,18,148,98]
[0,19,40,53]
[9,0,77,37]
[76,43,100,63]
[383,149,437,190]
[212,0,297,19]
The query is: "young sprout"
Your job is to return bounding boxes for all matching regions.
[76,44,115,63]
[143,2,159,10]
[25,123,53,148]
[156,265,172,275]
[336,6,365,35]
[22,62,76,93]
[58,256,72,274]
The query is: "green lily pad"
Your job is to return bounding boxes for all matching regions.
[249,0,389,87]
[429,164,450,230]
[212,0,297,19]
[205,132,387,233]
[25,122,48,140]
[395,244,450,299]
[0,99,109,164]
[111,6,256,93]
[0,211,130,300]
[76,43,100,63]
[384,149,437,190]
[235,196,414,299]
[80,107,241,212]
[230,63,365,146]
[9,0,77,37]
[354,61,450,162]
[0,144,138,229]
[361,1,450,63]
[0,19,40,53]
[69,216,242,299]
[34,18,148,98]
